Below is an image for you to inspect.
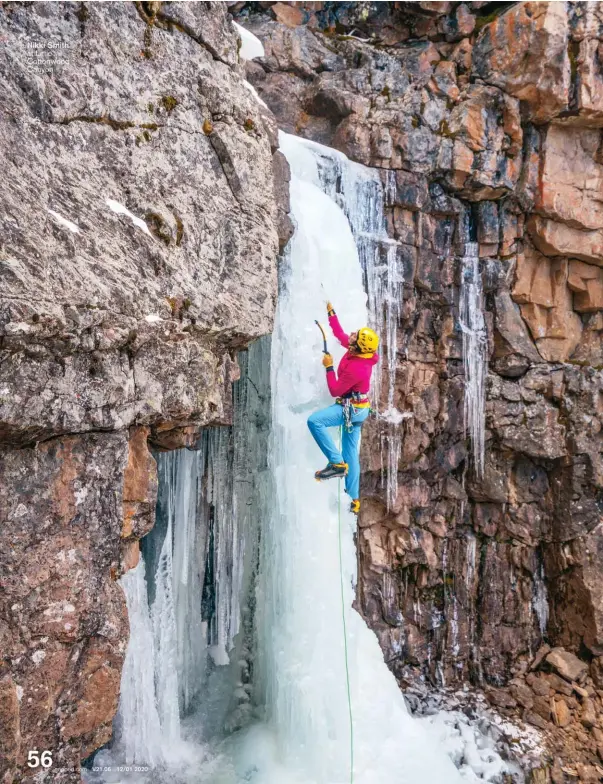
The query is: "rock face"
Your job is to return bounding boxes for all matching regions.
[0,1,280,446]
[239,0,603,773]
[472,1,570,123]
[0,433,130,775]
[0,3,280,781]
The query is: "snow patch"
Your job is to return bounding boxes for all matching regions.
[422,711,521,782]
[32,650,46,666]
[408,687,545,779]
[379,407,413,425]
[74,487,88,506]
[16,686,23,702]
[233,21,265,60]
[209,644,230,667]
[144,314,162,323]
[106,199,151,236]
[243,79,268,108]
[48,208,80,234]
[5,322,32,335]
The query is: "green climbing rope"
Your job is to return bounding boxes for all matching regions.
[338,426,354,784]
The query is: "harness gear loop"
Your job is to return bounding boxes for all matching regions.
[342,398,354,433]
[336,392,371,433]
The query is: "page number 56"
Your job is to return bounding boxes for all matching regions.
[27,749,53,768]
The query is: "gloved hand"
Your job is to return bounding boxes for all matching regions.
[322,353,334,369]
[326,301,335,317]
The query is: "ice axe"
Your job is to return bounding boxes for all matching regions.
[315,320,328,355]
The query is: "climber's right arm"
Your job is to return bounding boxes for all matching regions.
[327,303,349,349]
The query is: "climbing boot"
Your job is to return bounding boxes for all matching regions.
[350,499,360,515]
[315,462,348,481]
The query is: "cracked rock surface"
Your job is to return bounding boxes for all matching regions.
[0,0,279,444]
[0,2,280,781]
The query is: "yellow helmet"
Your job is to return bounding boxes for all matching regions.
[356,327,379,354]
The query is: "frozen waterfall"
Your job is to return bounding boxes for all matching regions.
[248,132,462,784]
[459,241,487,478]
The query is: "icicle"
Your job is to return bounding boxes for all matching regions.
[459,242,487,478]
[379,428,402,511]
[384,169,397,208]
[533,557,549,637]
[465,531,476,592]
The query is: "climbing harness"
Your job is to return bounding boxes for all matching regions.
[337,426,354,784]
[336,392,371,433]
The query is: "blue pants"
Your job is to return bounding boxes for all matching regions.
[307,404,370,500]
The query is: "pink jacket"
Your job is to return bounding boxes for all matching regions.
[326,314,379,398]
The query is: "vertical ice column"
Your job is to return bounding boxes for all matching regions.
[157,432,241,685]
[160,449,206,715]
[201,428,240,665]
[151,509,181,743]
[459,242,487,477]
[114,557,164,766]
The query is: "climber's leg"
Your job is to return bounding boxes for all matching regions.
[342,407,370,505]
[308,405,348,479]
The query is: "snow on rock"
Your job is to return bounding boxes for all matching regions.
[106,199,151,236]
[243,79,268,108]
[379,407,413,425]
[47,208,80,234]
[410,687,544,781]
[233,21,265,60]
[423,711,520,781]
[4,322,32,335]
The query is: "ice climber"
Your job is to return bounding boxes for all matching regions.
[308,301,380,515]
